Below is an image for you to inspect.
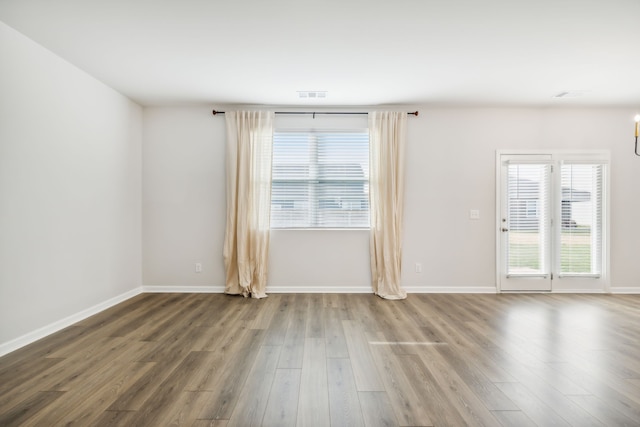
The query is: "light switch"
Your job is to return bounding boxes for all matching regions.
[469,209,480,220]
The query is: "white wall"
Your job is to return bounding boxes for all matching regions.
[142,110,373,291]
[0,21,143,349]
[142,106,640,292]
[403,107,639,291]
[142,107,226,288]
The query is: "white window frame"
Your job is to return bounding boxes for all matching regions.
[270,129,370,230]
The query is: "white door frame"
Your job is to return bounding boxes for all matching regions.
[496,150,610,293]
[497,153,553,291]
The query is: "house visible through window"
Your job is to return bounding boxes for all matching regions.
[525,200,539,218]
[271,130,369,229]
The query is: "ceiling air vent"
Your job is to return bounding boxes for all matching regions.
[298,91,327,99]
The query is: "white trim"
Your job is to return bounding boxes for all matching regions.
[0,287,143,358]
[550,289,607,294]
[143,285,501,294]
[496,149,610,157]
[552,279,608,293]
[403,286,498,294]
[496,151,502,291]
[267,286,373,294]
[610,287,640,294]
[142,285,225,293]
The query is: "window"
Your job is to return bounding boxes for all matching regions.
[506,162,551,276]
[271,130,369,228]
[559,162,603,276]
[505,160,606,277]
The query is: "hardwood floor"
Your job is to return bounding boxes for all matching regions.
[1,293,640,426]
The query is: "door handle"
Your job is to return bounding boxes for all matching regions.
[501,228,509,232]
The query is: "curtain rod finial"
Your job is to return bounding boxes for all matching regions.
[411,111,419,116]
[212,109,219,115]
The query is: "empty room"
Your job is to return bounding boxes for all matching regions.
[1,0,640,426]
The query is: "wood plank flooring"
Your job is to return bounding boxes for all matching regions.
[1,293,640,426]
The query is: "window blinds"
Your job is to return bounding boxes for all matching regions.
[271,131,370,228]
[506,163,551,276]
[559,163,603,276]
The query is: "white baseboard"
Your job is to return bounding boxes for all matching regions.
[140,285,637,295]
[141,285,372,294]
[142,285,500,294]
[267,286,498,294]
[0,287,143,358]
[610,287,640,294]
[142,285,374,294]
[404,286,498,294]
[266,286,373,293]
[142,285,225,293]
[551,289,607,294]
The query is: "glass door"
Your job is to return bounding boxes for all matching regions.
[497,152,609,292]
[499,155,552,291]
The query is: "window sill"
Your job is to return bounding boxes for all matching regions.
[271,228,370,231]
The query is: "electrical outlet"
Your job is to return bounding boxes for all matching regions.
[415,262,422,273]
[195,263,202,273]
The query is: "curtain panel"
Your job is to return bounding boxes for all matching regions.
[223,111,275,298]
[369,111,408,300]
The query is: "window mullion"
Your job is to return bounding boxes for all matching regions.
[309,133,319,227]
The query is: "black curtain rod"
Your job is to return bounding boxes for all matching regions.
[212,110,418,117]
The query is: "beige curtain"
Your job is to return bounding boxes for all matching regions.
[369,111,407,300]
[223,111,274,298]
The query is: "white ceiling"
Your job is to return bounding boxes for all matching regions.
[1,0,639,107]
